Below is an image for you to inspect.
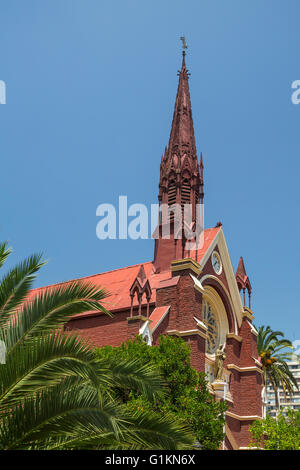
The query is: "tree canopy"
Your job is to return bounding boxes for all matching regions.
[95,334,227,450]
[250,409,300,450]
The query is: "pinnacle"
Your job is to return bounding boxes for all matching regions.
[136,264,146,285]
[236,257,247,278]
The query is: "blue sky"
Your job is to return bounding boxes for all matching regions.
[0,1,299,342]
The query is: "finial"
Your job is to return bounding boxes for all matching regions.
[180,36,188,56]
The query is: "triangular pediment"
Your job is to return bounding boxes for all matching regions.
[198,227,244,328]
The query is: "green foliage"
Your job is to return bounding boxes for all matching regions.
[95,335,227,450]
[250,409,300,450]
[256,325,299,409]
[0,243,193,450]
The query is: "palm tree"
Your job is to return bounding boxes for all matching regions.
[0,242,193,449]
[257,325,299,412]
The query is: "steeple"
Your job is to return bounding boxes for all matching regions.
[158,50,202,208]
[154,47,203,272]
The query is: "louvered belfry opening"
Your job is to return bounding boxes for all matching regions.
[181,178,191,211]
[167,180,177,221]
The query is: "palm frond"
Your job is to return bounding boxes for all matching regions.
[0,331,98,409]
[0,253,45,327]
[87,409,194,450]
[93,357,165,402]
[0,381,125,450]
[258,324,298,411]
[4,281,110,353]
[0,242,12,269]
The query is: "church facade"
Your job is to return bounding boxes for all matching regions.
[31,52,263,449]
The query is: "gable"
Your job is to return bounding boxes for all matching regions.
[198,227,244,329]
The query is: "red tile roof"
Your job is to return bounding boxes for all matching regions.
[189,226,220,260]
[27,227,220,317]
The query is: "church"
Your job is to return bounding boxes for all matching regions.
[30,50,263,450]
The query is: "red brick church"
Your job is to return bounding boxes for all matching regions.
[30,51,263,449]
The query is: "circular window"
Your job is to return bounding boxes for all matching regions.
[202,299,219,354]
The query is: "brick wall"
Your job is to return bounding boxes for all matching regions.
[67,309,130,347]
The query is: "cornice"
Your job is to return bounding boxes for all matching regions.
[167,328,207,340]
[226,333,243,343]
[226,363,263,375]
[226,411,263,421]
[171,258,202,276]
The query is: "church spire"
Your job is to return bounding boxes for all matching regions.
[154,45,203,272]
[158,47,201,204]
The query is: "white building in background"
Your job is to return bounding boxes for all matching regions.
[266,355,300,417]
